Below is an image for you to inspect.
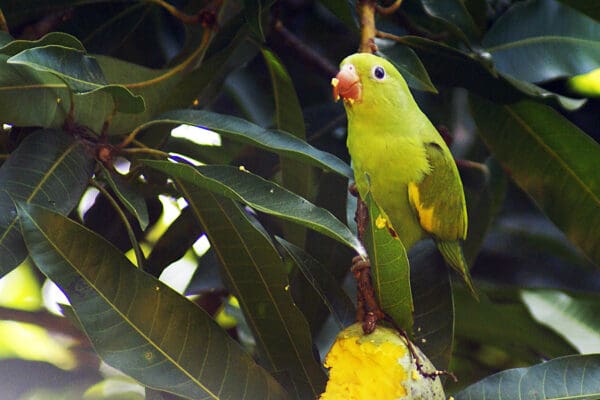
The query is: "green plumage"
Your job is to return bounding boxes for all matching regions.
[338,53,476,297]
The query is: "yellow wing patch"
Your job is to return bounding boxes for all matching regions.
[408,182,436,234]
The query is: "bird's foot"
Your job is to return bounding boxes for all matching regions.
[351,255,385,334]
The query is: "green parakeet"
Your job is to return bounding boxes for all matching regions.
[332,53,477,297]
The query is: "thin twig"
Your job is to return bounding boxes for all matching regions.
[357,0,378,53]
[376,0,403,15]
[0,9,9,33]
[90,180,146,270]
[146,0,204,24]
[271,20,338,77]
[121,147,170,159]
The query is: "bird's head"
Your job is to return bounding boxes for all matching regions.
[332,53,410,112]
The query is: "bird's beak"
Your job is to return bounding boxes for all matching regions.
[332,66,361,103]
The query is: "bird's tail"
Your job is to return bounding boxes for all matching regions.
[436,240,478,299]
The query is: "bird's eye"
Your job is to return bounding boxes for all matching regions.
[372,66,385,80]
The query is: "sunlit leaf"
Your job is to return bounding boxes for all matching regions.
[19,203,289,400]
[144,162,364,256]
[139,109,353,177]
[521,289,600,354]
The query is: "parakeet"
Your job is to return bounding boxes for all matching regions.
[332,53,476,297]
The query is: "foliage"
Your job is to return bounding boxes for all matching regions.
[0,0,598,398]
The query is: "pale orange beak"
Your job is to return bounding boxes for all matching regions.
[332,66,361,103]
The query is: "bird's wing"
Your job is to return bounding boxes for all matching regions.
[408,142,467,241]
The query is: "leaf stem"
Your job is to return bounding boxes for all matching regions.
[90,180,146,270]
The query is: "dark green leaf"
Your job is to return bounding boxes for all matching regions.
[397,35,586,110]
[139,109,353,177]
[461,158,507,264]
[0,32,84,56]
[262,47,314,246]
[8,46,145,113]
[418,0,481,42]
[483,0,600,82]
[454,289,575,363]
[379,44,437,93]
[146,207,203,278]
[243,0,266,41]
[558,0,600,22]
[143,162,365,256]
[317,0,358,30]
[100,165,149,231]
[469,96,600,265]
[18,203,289,400]
[300,173,355,335]
[363,193,413,332]
[276,237,355,330]
[409,242,453,371]
[180,185,326,399]
[455,354,600,399]
[0,130,94,277]
[521,289,600,353]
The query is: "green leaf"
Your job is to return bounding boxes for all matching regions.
[276,237,355,330]
[143,162,365,256]
[262,47,314,247]
[469,96,600,265]
[244,0,266,41]
[100,165,149,231]
[8,45,145,114]
[558,0,600,22]
[18,203,289,400]
[139,109,353,178]
[379,44,438,93]
[461,158,507,264]
[521,289,600,354]
[0,32,85,56]
[300,173,355,335]
[417,0,481,42]
[317,0,357,30]
[179,185,326,399]
[363,193,413,332]
[455,354,600,399]
[454,289,575,363]
[397,35,586,110]
[409,242,453,371]
[0,129,94,277]
[483,0,600,82]
[146,207,203,278]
